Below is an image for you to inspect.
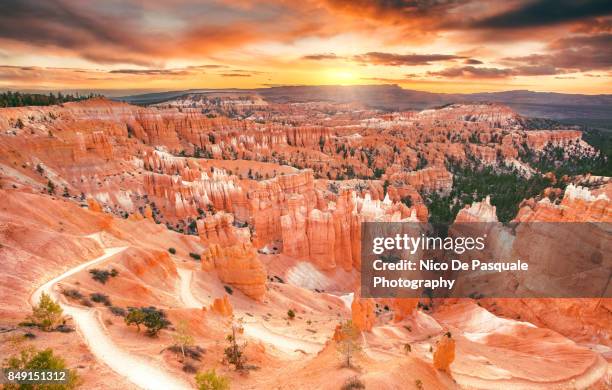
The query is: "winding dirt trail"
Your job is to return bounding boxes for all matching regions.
[30,239,192,390]
[177,268,202,308]
[176,268,323,356]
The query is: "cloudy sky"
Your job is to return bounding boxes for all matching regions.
[0,0,610,94]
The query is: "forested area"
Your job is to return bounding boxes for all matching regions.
[0,91,98,107]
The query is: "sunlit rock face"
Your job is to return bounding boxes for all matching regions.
[454,184,612,346]
[454,195,498,223]
[203,242,267,300]
[525,130,583,151]
[433,333,455,373]
[0,98,605,282]
[515,183,611,222]
[0,97,599,280]
[351,296,376,332]
[210,295,233,317]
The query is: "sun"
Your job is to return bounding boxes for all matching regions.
[323,69,359,84]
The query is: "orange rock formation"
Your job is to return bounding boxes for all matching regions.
[433,333,456,373]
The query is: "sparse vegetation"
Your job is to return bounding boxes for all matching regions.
[341,376,365,390]
[287,309,296,320]
[80,298,93,307]
[168,345,205,360]
[224,323,247,370]
[108,306,127,317]
[172,320,195,359]
[182,362,197,373]
[56,324,75,333]
[61,288,83,300]
[223,285,233,295]
[168,247,177,254]
[47,180,55,194]
[195,369,230,390]
[336,320,362,368]
[124,306,171,336]
[189,252,202,260]
[328,182,339,194]
[526,143,610,178]
[26,292,63,331]
[2,347,79,389]
[89,268,119,284]
[90,293,112,306]
[401,196,413,208]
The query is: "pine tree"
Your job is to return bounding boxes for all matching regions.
[29,292,63,331]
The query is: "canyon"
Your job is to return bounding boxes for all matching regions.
[0,94,610,389]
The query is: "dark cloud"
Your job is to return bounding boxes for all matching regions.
[504,33,612,72]
[188,64,228,69]
[109,69,191,76]
[220,73,252,77]
[0,0,158,66]
[353,52,463,66]
[511,64,560,76]
[571,17,612,33]
[0,0,610,91]
[302,53,340,60]
[229,69,266,75]
[429,63,574,79]
[430,37,612,79]
[324,0,469,25]
[428,66,513,78]
[0,0,335,66]
[472,0,612,29]
[360,77,402,83]
[360,72,424,82]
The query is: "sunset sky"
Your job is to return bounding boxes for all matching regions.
[1,0,611,95]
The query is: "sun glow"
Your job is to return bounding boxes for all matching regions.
[324,69,359,85]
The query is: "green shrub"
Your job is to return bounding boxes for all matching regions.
[108,306,126,317]
[182,362,197,373]
[90,293,111,306]
[223,285,233,295]
[224,325,246,370]
[195,369,229,390]
[189,252,201,260]
[3,347,79,389]
[28,293,63,331]
[341,376,365,390]
[125,307,171,336]
[89,268,118,284]
[168,247,177,254]
[61,289,83,300]
[287,309,295,320]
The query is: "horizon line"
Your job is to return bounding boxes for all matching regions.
[2,84,611,98]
